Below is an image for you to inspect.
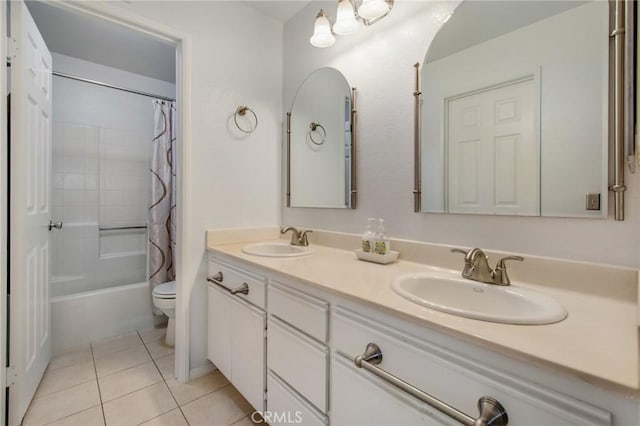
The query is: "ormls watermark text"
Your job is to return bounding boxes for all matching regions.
[251,410,303,424]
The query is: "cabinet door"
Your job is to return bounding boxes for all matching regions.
[207,286,232,378]
[230,295,266,412]
[332,355,454,426]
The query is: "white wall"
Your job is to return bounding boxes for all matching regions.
[51,53,175,296]
[422,2,608,217]
[92,1,283,373]
[283,1,640,268]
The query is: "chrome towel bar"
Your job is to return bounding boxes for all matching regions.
[353,343,508,426]
[207,274,249,296]
[99,225,147,231]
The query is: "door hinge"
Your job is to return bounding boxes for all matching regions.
[6,37,18,65]
[5,366,17,387]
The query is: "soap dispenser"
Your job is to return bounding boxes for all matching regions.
[362,218,376,252]
[374,219,391,255]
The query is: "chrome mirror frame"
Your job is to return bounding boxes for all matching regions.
[286,87,358,209]
[413,0,636,220]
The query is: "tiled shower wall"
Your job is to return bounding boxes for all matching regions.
[51,121,149,297]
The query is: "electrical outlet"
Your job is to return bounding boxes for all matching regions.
[586,193,601,211]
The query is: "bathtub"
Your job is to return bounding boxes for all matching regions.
[51,281,155,354]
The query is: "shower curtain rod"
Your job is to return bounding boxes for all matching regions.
[53,71,176,102]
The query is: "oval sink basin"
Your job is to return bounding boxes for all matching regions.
[242,242,311,258]
[392,272,567,325]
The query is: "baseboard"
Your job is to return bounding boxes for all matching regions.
[189,361,216,381]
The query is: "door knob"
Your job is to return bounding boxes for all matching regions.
[48,220,63,231]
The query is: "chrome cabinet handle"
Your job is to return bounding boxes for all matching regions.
[206,274,249,296]
[48,220,63,231]
[207,272,223,283]
[352,343,508,426]
[230,282,249,295]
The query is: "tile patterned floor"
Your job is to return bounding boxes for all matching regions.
[22,328,257,426]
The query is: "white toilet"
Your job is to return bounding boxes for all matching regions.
[152,281,176,346]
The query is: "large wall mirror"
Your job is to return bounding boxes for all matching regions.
[418,0,614,218]
[287,67,357,209]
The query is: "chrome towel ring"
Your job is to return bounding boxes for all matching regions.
[234,106,258,133]
[309,122,326,145]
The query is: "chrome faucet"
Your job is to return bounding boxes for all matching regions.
[280,226,313,247]
[451,248,523,286]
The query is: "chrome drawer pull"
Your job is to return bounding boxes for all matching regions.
[230,282,249,295]
[207,274,249,296]
[353,343,508,426]
[207,272,224,283]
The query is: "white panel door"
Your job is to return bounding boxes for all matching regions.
[8,2,53,424]
[447,77,538,215]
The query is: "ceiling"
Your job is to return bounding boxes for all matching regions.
[26,0,176,83]
[242,1,312,23]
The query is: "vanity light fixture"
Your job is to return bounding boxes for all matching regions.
[311,0,394,48]
[310,9,336,48]
[333,0,360,36]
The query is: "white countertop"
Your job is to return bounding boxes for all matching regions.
[206,232,639,394]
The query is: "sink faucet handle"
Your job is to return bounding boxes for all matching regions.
[496,255,524,266]
[493,255,524,285]
[299,230,312,246]
[451,249,468,256]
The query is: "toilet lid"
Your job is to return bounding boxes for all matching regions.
[153,281,176,298]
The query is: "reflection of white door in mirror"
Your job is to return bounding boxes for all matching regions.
[420,0,609,218]
[446,76,538,215]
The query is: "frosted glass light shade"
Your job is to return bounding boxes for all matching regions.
[358,0,389,21]
[333,0,360,36]
[310,10,336,48]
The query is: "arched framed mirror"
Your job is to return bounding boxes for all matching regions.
[286,67,357,209]
[413,0,635,219]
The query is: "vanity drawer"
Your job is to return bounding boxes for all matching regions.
[267,371,328,426]
[333,307,611,426]
[208,260,266,309]
[268,281,328,342]
[267,317,328,413]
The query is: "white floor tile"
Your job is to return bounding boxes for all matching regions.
[181,385,253,426]
[138,327,167,343]
[98,362,162,402]
[145,338,174,360]
[22,381,100,426]
[92,333,143,359]
[35,361,95,398]
[139,408,188,426]
[102,382,177,426]
[94,345,151,377]
[46,405,105,426]
[154,355,175,380]
[166,370,229,405]
[48,345,93,371]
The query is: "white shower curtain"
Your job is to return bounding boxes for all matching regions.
[149,100,176,315]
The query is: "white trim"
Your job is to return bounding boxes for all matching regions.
[47,0,192,383]
[189,362,216,381]
[0,0,9,421]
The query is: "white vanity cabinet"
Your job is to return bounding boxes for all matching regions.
[206,253,635,426]
[331,306,613,426]
[207,259,266,412]
[266,280,329,420]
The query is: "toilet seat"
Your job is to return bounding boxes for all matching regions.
[152,281,176,299]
